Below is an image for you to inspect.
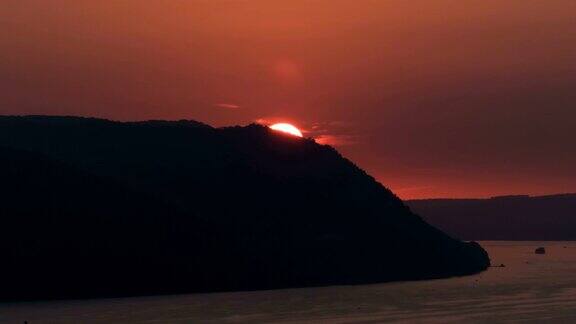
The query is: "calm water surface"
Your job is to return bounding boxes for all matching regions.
[1,241,575,323]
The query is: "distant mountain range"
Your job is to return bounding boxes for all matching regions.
[407,194,576,241]
[0,116,489,301]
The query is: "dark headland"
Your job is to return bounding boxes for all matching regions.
[0,116,489,301]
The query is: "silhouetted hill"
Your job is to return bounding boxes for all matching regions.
[407,194,576,240]
[0,115,489,301]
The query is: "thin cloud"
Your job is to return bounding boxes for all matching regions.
[308,121,359,146]
[215,103,240,109]
[255,118,270,125]
[315,134,359,146]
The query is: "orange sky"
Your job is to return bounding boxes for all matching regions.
[2,1,576,199]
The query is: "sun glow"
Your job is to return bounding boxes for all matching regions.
[270,123,303,137]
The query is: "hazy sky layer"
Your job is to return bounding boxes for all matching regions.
[2,1,575,198]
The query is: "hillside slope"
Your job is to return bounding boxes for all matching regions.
[0,116,489,301]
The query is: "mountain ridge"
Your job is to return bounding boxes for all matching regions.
[407,194,576,241]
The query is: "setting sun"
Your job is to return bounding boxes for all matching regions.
[269,123,303,137]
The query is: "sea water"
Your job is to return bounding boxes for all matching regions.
[2,242,575,323]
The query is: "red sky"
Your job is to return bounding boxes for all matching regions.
[2,1,576,199]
